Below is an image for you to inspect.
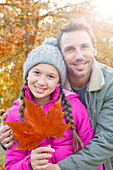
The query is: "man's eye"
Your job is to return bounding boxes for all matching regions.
[66,48,73,52]
[67,48,71,51]
[82,45,90,49]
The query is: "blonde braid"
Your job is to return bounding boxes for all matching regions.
[59,87,84,153]
[19,80,28,121]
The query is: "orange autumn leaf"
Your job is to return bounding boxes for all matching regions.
[6,96,73,150]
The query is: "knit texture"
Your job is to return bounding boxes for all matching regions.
[23,38,66,86]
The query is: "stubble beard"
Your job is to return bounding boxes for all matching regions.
[67,58,94,78]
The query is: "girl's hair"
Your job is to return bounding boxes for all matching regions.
[19,80,28,121]
[59,86,84,153]
[19,80,84,152]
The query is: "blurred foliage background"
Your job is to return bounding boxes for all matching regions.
[0,0,113,112]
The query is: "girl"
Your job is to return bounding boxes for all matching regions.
[5,38,102,170]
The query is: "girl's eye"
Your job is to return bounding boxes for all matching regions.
[34,71,40,75]
[48,75,55,79]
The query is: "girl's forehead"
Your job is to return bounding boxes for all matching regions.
[32,63,55,69]
[30,63,59,74]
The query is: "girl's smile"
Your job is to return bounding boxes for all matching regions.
[34,85,47,93]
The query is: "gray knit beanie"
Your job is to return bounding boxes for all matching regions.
[23,38,66,86]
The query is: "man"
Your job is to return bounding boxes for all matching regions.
[55,19,113,170]
[1,20,113,170]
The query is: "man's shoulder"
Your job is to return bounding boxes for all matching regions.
[99,63,113,75]
[99,63,113,88]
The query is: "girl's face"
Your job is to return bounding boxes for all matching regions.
[27,63,60,106]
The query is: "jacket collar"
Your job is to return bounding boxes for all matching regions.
[24,86,59,105]
[88,59,105,91]
[64,59,105,92]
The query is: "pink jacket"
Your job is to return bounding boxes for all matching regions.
[5,86,102,170]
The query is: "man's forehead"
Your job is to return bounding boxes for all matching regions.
[61,31,92,48]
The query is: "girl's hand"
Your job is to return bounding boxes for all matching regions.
[30,145,55,170]
[46,163,61,170]
[0,113,14,148]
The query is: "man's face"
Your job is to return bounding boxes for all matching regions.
[60,30,97,78]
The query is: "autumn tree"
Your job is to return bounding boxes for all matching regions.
[0,0,73,111]
[0,0,113,111]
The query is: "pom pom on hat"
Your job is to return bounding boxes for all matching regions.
[23,38,66,86]
[42,37,58,47]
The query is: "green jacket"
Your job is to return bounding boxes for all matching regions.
[58,60,113,170]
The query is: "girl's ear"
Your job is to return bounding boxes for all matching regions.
[57,82,61,87]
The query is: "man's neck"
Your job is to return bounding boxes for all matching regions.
[68,73,91,90]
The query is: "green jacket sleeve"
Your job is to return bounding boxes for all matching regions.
[57,78,113,170]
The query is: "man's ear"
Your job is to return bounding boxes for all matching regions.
[93,42,97,56]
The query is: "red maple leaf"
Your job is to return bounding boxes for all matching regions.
[6,96,73,150]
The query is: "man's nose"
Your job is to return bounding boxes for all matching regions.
[74,48,83,60]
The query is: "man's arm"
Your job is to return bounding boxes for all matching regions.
[0,113,14,149]
[57,88,113,170]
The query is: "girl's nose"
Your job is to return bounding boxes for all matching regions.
[37,75,46,85]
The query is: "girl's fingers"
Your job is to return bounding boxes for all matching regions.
[1,113,7,127]
[2,140,14,149]
[46,163,61,170]
[35,147,55,154]
[34,163,49,170]
[30,146,55,170]
[0,125,11,134]
[0,126,14,148]
[31,150,53,160]
[35,158,49,165]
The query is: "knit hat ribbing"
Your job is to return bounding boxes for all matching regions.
[23,38,66,86]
